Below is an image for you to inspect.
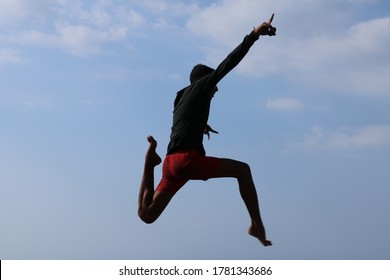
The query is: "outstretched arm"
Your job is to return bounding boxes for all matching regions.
[206,14,277,87]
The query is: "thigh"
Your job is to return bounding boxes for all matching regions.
[186,154,222,180]
[145,177,188,223]
[210,158,250,179]
[144,190,175,223]
[155,175,188,194]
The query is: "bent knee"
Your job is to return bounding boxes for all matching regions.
[141,216,156,224]
[236,161,251,177]
[138,210,157,224]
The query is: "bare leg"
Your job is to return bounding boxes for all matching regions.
[138,136,173,224]
[138,136,161,212]
[213,159,272,246]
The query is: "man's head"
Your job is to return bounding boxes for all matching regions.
[190,64,214,84]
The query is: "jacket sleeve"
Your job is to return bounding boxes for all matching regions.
[206,31,259,87]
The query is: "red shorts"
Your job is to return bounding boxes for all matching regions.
[155,150,222,194]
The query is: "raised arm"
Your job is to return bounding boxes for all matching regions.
[206,14,276,86]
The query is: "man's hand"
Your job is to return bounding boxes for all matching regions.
[254,13,276,36]
[204,124,219,140]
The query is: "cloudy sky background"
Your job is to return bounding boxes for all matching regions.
[1,0,390,259]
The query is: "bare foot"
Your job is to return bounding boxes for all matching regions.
[248,225,272,247]
[145,135,162,167]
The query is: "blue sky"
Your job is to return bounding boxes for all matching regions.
[1,0,390,259]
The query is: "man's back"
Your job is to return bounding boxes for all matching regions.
[167,76,215,155]
[167,31,261,155]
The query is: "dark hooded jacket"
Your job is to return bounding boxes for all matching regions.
[167,31,259,155]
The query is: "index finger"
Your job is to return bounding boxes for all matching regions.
[268,13,274,25]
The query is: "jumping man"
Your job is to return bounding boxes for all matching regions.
[138,14,276,246]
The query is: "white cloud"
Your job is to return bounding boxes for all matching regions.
[300,125,390,150]
[14,23,130,57]
[0,0,145,57]
[185,0,390,97]
[26,96,53,108]
[266,97,304,111]
[278,17,390,97]
[135,0,199,17]
[2,0,389,87]
[56,23,128,56]
[0,49,24,66]
[0,0,50,26]
[128,0,200,32]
